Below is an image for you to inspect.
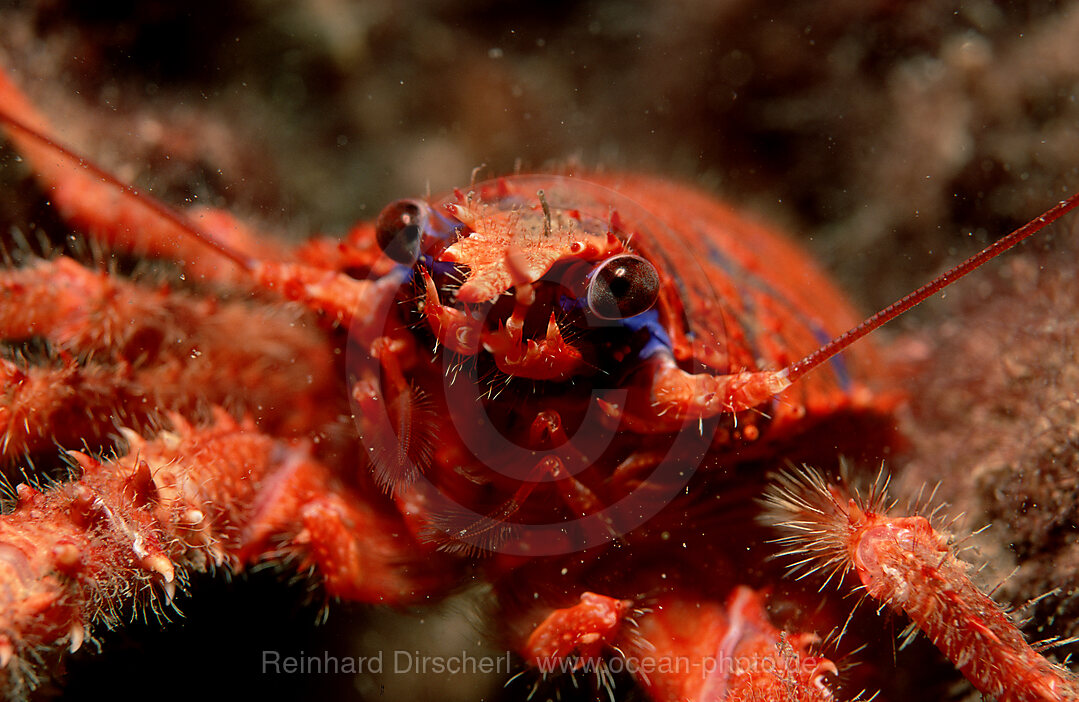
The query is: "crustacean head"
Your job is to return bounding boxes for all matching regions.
[349,175,739,554]
[373,176,666,384]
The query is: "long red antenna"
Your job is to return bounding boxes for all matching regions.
[0,110,255,271]
[785,191,1079,384]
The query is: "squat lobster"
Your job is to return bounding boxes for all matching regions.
[0,57,1077,702]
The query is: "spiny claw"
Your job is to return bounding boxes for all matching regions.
[68,623,84,654]
[139,551,175,584]
[0,635,12,668]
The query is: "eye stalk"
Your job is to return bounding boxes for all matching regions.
[587,255,660,320]
[375,199,429,265]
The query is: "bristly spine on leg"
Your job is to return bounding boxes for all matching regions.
[760,463,1079,702]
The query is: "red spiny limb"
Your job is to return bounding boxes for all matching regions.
[0,257,342,438]
[785,191,1079,385]
[0,356,145,463]
[630,588,837,702]
[0,257,163,353]
[763,467,1079,701]
[0,412,444,696]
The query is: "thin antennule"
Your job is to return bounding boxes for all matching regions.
[785,191,1079,383]
[0,109,255,271]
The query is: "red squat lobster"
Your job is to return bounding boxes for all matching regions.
[0,60,1077,701]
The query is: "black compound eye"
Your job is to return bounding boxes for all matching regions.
[375,199,428,265]
[587,255,660,320]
